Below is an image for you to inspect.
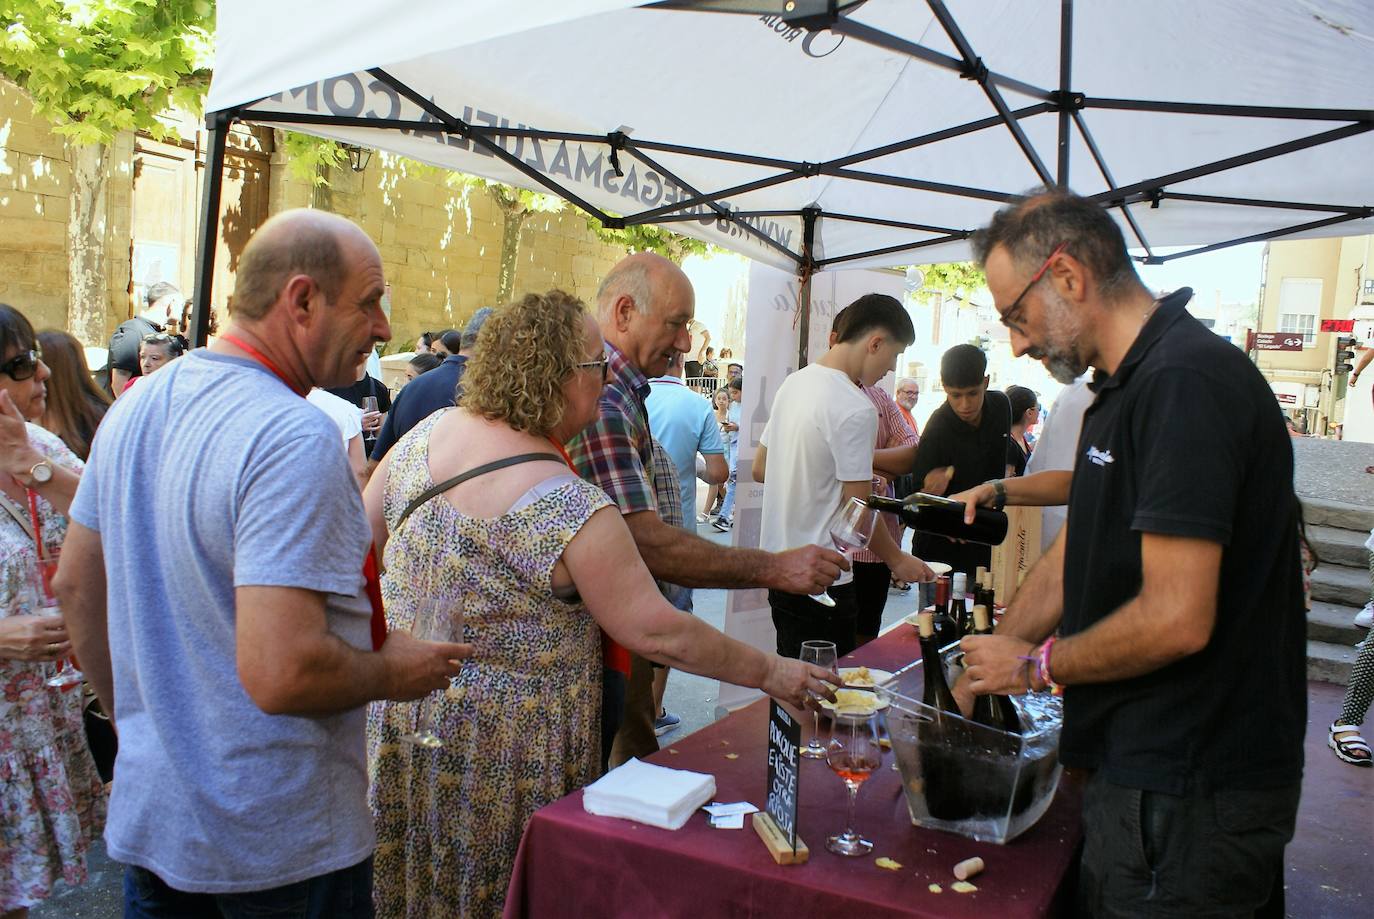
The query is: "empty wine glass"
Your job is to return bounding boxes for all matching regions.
[808,497,876,607]
[825,707,883,856]
[799,639,838,759]
[401,597,465,749]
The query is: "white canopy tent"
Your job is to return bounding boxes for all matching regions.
[192,0,1374,348]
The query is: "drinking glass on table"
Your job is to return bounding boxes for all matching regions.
[799,639,838,759]
[807,497,876,608]
[30,550,81,691]
[825,708,883,856]
[401,597,465,749]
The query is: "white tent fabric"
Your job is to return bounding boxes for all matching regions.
[206,0,1374,273]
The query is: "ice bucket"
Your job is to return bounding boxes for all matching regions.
[879,646,1063,844]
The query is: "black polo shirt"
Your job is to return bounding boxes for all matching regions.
[910,389,1011,575]
[1060,288,1306,794]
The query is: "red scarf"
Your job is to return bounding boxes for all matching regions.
[221,333,387,650]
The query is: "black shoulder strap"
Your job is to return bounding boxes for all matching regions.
[396,452,565,531]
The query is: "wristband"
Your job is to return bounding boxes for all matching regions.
[1036,637,1063,695]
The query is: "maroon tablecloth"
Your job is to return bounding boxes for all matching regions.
[504,626,1083,918]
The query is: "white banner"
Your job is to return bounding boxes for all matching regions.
[714,262,906,714]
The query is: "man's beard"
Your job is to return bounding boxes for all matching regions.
[1030,287,1089,384]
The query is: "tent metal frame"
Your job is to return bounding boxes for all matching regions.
[191,0,1374,347]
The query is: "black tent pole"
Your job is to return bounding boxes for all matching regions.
[1057,0,1073,187]
[798,207,820,371]
[190,111,230,349]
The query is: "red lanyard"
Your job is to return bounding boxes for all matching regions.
[546,436,575,469]
[221,331,386,648]
[219,333,308,397]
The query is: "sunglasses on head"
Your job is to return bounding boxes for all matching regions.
[0,348,42,381]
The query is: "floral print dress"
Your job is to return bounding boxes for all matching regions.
[367,412,611,919]
[0,424,106,912]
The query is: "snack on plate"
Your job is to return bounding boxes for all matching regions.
[928,884,943,894]
[847,666,874,686]
[874,857,902,870]
[952,881,978,894]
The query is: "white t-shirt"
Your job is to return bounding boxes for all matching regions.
[1025,377,1095,551]
[759,363,877,586]
[308,388,363,445]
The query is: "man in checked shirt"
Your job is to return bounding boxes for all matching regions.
[567,252,845,769]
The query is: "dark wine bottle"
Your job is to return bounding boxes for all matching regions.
[866,493,1008,546]
[969,605,1022,735]
[946,572,968,642]
[917,611,958,714]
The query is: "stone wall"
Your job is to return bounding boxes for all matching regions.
[269,147,628,351]
[0,78,133,336]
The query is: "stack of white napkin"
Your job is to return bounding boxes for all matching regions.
[582,758,716,830]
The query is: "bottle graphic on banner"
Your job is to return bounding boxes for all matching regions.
[750,374,769,446]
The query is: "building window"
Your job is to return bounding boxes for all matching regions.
[1277,277,1322,347]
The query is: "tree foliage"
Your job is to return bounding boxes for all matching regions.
[0,0,215,144]
[910,261,986,303]
[584,215,711,263]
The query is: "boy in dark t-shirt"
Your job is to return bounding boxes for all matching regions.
[909,343,1011,577]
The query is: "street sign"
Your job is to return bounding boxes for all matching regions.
[1320,319,1356,333]
[1254,332,1305,351]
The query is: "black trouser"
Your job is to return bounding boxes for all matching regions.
[599,666,626,775]
[1078,772,1299,918]
[768,581,858,659]
[851,560,892,643]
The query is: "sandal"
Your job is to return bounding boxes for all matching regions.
[1329,722,1373,767]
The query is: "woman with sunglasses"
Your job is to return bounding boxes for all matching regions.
[0,304,105,918]
[362,290,832,918]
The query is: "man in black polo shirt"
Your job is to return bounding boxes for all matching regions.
[960,190,1305,917]
[909,344,1011,578]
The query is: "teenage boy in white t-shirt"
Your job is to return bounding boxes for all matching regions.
[753,293,935,657]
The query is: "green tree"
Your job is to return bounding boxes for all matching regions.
[449,176,565,303]
[585,216,711,263]
[0,0,214,341]
[911,261,986,303]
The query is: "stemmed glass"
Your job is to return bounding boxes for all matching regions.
[798,639,838,759]
[825,708,883,856]
[808,497,877,608]
[31,551,81,691]
[400,597,464,749]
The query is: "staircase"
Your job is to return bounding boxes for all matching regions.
[1304,497,1370,684]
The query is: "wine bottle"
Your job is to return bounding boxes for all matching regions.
[917,611,958,714]
[947,572,968,642]
[865,493,1008,546]
[969,605,1022,735]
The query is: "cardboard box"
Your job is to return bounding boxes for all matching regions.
[989,505,1042,604]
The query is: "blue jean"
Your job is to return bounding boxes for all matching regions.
[123,857,373,918]
[719,441,739,521]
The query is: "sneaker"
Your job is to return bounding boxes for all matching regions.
[712,517,732,532]
[1356,602,1373,629]
[654,711,681,736]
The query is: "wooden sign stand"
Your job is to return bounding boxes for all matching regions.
[752,812,809,865]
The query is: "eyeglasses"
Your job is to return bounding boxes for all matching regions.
[999,242,1068,336]
[0,349,43,381]
[574,355,610,383]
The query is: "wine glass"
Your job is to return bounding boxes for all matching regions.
[30,551,81,691]
[798,639,838,759]
[400,597,464,749]
[808,497,877,607]
[825,707,883,856]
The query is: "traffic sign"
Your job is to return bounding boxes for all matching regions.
[1254,332,1305,351]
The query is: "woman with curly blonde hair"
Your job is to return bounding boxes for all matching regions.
[362,290,830,918]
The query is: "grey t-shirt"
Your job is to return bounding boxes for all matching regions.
[69,350,375,893]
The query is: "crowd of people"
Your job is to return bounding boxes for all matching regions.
[0,189,1344,918]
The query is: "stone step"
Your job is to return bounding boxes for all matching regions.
[1312,563,1369,607]
[1301,496,1374,534]
[1308,525,1370,569]
[1308,639,1360,685]
[1307,600,1368,645]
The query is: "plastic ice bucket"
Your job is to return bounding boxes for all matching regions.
[879,647,1063,844]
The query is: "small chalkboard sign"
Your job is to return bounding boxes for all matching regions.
[764,700,801,852]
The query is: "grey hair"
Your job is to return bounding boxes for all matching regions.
[595,260,655,320]
[897,377,919,389]
[461,306,495,350]
[971,187,1146,303]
